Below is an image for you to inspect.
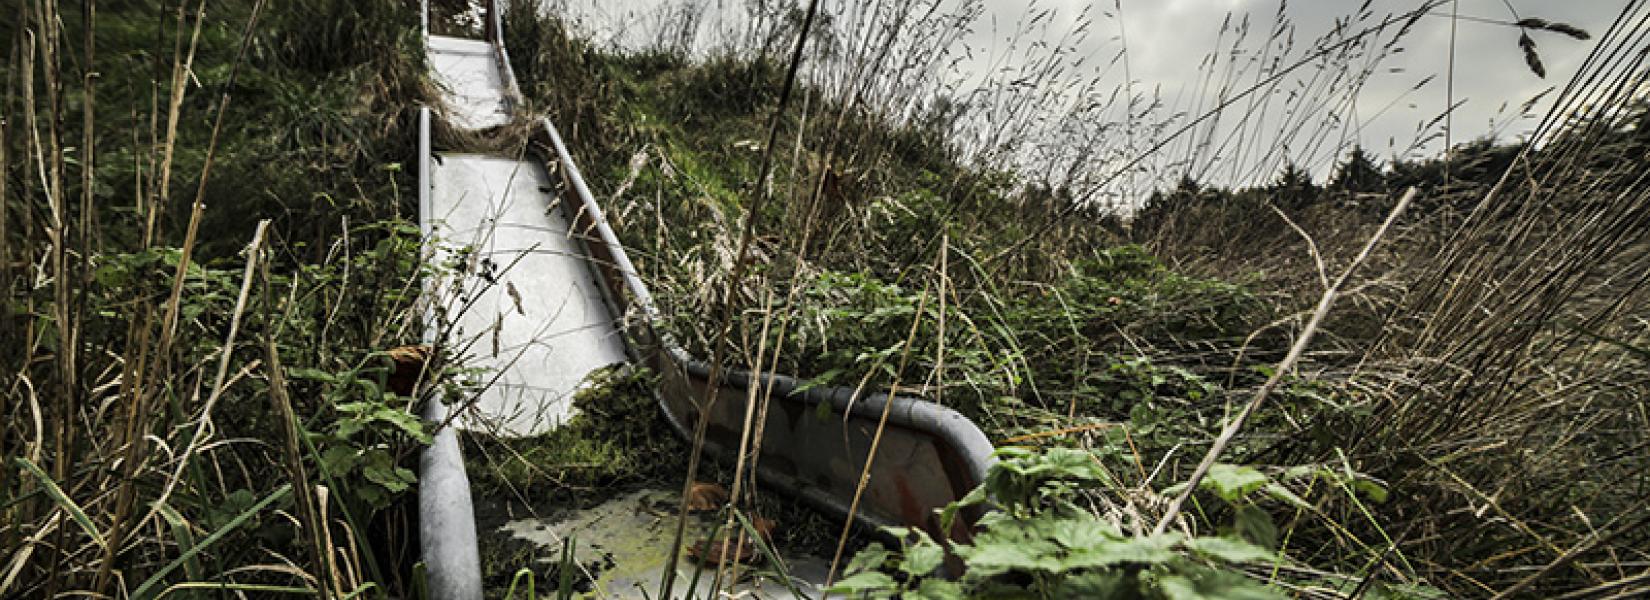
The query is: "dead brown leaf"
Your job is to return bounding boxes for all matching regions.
[385,344,433,397]
[686,481,729,513]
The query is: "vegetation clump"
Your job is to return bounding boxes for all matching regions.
[2,0,437,596]
[465,366,680,501]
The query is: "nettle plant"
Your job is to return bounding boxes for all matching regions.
[829,447,1288,599]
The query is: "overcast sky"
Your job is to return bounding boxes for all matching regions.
[546,0,1621,187]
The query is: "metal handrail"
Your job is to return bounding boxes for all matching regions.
[416,62,484,600]
[485,0,524,111]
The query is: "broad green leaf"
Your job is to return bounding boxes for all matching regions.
[360,449,416,495]
[940,484,989,533]
[824,571,897,595]
[1055,572,1133,598]
[335,419,365,439]
[1263,483,1310,510]
[377,407,432,443]
[900,537,946,577]
[320,446,361,474]
[1050,517,1121,551]
[353,377,384,400]
[362,465,406,492]
[913,578,965,600]
[1058,533,1182,571]
[845,542,892,576]
[953,539,1061,576]
[1042,447,1107,481]
[1232,505,1279,550]
[1153,570,1286,600]
[1185,536,1276,564]
[1203,464,1269,502]
[1352,478,1389,503]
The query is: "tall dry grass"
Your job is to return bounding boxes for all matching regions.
[1128,3,1650,596]
[0,0,448,597]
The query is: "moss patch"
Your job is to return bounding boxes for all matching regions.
[463,365,683,504]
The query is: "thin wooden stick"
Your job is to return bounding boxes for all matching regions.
[1000,422,1119,445]
[143,0,207,247]
[827,279,933,585]
[1153,187,1415,536]
[260,231,335,600]
[157,0,264,347]
[1491,511,1650,600]
[145,220,270,525]
[98,2,265,593]
[658,0,821,595]
[711,287,779,592]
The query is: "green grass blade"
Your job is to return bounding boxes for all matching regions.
[506,568,536,599]
[131,484,293,600]
[557,535,576,599]
[0,488,43,514]
[411,562,429,600]
[679,519,721,600]
[157,582,316,597]
[152,501,204,583]
[13,457,105,549]
[337,582,379,599]
[731,509,808,599]
[298,422,386,584]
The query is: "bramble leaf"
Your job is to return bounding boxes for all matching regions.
[1186,536,1276,564]
[1203,463,1268,501]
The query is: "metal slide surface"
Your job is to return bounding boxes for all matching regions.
[428,31,628,436]
[428,35,513,130]
[426,150,628,435]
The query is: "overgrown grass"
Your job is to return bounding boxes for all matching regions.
[3,0,1641,596]
[0,0,445,596]
[502,1,1647,598]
